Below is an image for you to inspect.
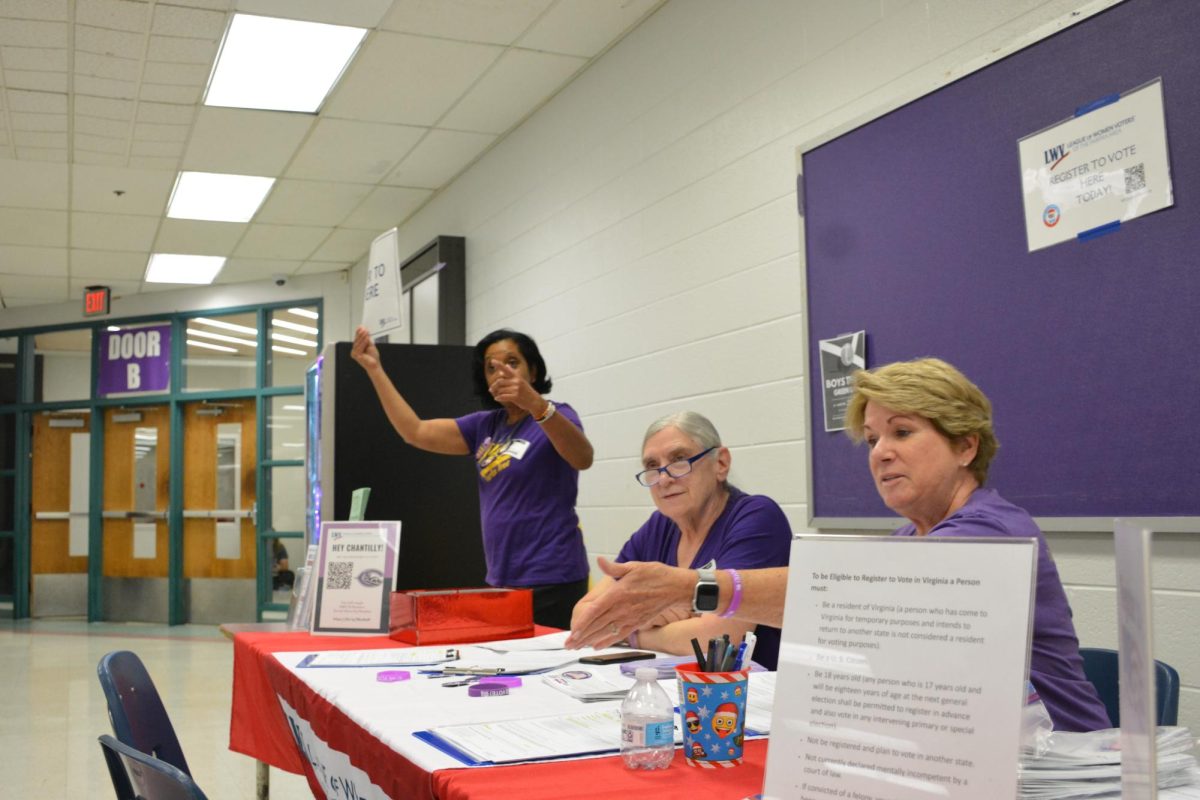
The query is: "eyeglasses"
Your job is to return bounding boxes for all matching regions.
[635,446,716,487]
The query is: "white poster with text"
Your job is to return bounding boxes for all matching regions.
[361,227,405,340]
[1018,79,1172,251]
[764,535,1037,800]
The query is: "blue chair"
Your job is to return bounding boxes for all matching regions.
[1078,647,1180,727]
[97,651,191,777]
[99,734,209,800]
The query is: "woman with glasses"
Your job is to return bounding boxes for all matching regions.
[571,411,792,668]
[351,325,593,629]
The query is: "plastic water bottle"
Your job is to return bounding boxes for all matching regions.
[620,667,675,770]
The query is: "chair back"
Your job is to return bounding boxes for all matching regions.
[99,734,209,800]
[1078,646,1180,727]
[97,650,191,776]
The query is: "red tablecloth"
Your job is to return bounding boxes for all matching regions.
[229,630,767,799]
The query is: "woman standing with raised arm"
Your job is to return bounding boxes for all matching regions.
[351,325,593,629]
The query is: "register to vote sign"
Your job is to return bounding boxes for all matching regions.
[98,324,171,397]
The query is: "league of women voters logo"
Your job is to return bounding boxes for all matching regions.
[475,437,525,482]
[1042,204,1061,227]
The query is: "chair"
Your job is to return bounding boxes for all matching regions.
[99,734,209,800]
[97,651,191,776]
[1078,647,1180,727]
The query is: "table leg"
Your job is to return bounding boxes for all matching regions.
[256,759,270,800]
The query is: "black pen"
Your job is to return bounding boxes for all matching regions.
[706,638,719,673]
[691,637,707,671]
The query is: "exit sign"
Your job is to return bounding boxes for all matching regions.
[83,285,110,316]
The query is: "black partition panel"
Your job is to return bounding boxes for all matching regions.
[803,0,1199,523]
[329,342,487,589]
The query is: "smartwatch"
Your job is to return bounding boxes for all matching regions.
[692,568,720,613]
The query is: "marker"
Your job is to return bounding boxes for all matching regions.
[691,637,707,671]
[707,639,719,673]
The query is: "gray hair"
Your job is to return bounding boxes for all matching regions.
[642,410,722,451]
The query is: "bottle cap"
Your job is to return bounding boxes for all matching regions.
[635,667,658,682]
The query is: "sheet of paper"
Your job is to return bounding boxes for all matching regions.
[478,631,571,652]
[298,648,459,668]
[430,708,624,764]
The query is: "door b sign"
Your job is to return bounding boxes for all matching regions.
[98,324,172,396]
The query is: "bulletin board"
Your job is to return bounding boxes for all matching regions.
[800,0,1199,529]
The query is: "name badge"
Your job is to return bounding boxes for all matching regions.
[506,439,530,460]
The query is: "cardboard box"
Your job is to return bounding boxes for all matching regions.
[389,587,534,645]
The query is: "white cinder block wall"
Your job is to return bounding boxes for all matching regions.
[367,0,1198,734]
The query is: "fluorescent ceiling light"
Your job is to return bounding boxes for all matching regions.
[270,331,316,348]
[186,328,257,348]
[107,325,121,332]
[272,318,318,335]
[167,172,274,222]
[204,14,367,113]
[272,345,307,356]
[194,316,257,335]
[187,339,238,354]
[146,254,225,285]
[287,308,319,319]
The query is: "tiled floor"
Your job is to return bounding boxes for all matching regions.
[1,617,314,798]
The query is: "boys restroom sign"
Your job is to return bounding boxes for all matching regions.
[98,324,172,396]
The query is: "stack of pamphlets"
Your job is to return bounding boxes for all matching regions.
[541,667,633,702]
[1019,727,1199,799]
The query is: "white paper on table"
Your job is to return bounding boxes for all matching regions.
[298,648,460,668]
[428,708,626,764]
[478,631,571,652]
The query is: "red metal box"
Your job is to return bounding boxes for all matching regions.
[388,587,534,645]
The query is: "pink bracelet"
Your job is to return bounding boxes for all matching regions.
[719,568,743,618]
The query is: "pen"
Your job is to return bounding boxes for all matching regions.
[706,639,719,673]
[741,631,757,669]
[732,641,747,671]
[720,642,735,671]
[691,637,707,671]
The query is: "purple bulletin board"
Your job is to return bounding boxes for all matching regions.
[801,0,1199,525]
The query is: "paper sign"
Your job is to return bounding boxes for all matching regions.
[764,535,1036,800]
[312,521,400,635]
[97,324,171,396]
[818,331,865,432]
[1018,79,1172,251]
[361,228,405,340]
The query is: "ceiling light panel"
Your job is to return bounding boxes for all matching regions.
[204,14,367,113]
[145,254,226,284]
[167,171,275,222]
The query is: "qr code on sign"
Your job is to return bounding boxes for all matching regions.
[1125,163,1146,193]
[327,561,353,590]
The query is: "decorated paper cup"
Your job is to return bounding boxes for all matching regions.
[675,661,749,767]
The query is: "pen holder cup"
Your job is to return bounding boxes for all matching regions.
[675,662,750,767]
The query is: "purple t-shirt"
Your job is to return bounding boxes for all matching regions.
[893,487,1111,732]
[616,487,793,670]
[456,402,589,587]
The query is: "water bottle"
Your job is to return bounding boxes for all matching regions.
[620,667,675,770]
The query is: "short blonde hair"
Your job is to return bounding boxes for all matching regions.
[844,358,998,484]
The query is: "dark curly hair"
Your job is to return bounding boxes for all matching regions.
[471,329,552,408]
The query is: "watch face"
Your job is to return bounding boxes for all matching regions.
[694,581,720,612]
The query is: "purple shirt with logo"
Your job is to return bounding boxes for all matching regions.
[893,487,1111,732]
[456,402,588,588]
[616,487,793,670]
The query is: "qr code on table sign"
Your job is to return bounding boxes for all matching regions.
[327,561,353,589]
[1125,163,1146,193]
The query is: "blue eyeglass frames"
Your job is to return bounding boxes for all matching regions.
[635,446,717,487]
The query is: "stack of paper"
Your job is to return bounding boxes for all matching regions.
[541,668,634,702]
[1019,727,1199,799]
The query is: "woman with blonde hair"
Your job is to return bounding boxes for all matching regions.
[844,357,1109,731]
